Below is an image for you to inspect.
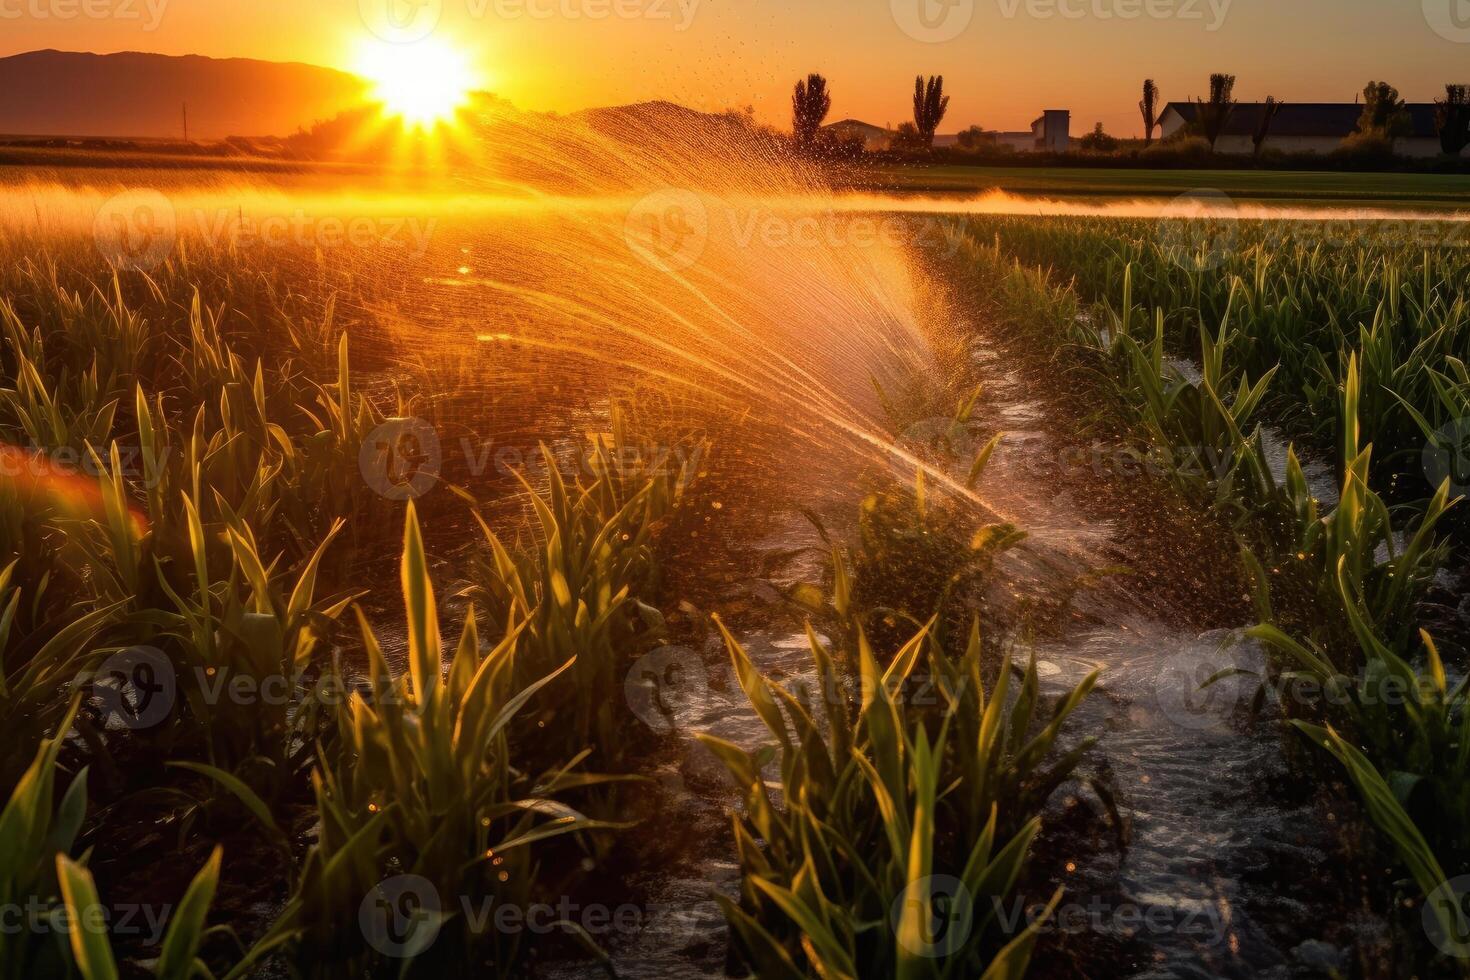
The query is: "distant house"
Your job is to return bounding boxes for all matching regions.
[823,118,894,150]
[957,110,1072,153]
[1158,101,1460,157]
[822,109,1071,153]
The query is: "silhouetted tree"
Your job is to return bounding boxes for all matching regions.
[1436,84,1470,156]
[912,75,950,148]
[1080,122,1118,152]
[1195,73,1236,150]
[1252,96,1284,157]
[792,73,832,150]
[1139,79,1160,146]
[955,125,988,150]
[892,122,925,151]
[1357,80,1413,142]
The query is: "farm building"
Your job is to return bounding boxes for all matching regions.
[822,118,894,150]
[981,111,1072,152]
[822,109,1071,152]
[1157,101,1464,158]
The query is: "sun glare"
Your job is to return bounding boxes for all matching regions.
[355,39,477,127]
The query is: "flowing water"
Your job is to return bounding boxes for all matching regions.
[558,322,1355,979]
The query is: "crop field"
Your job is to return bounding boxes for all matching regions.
[1,147,1469,980]
[869,164,1470,210]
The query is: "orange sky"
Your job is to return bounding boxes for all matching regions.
[3,0,1468,136]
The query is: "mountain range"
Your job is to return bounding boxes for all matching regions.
[0,50,370,140]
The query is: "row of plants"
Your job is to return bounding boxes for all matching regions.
[0,240,704,977]
[945,222,1469,975]
[0,230,1108,980]
[964,214,1470,539]
[695,312,1104,976]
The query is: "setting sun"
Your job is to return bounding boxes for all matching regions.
[355,38,477,127]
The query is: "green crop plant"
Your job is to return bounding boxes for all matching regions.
[0,700,87,980]
[807,378,1020,655]
[960,215,1470,537]
[1242,356,1453,651]
[56,846,227,980]
[701,617,1095,979]
[254,502,621,978]
[0,559,119,787]
[1109,288,1281,519]
[1255,606,1470,875]
[0,707,236,980]
[948,231,1453,648]
[463,413,703,776]
[807,469,1023,658]
[945,215,1470,977]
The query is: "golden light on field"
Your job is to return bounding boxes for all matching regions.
[355,38,477,128]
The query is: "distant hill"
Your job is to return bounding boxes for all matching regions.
[0,50,370,139]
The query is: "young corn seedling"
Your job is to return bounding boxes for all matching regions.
[0,700,86,980]
[701,617,1095,979]
[1253,568,1470,877]
[0,300,120,455]
[1254,356,1455,651]
[56,846,228,980]
[464,423,701,776]
[259,502,622,978]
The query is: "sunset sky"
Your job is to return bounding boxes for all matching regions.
[4,0,1468,136]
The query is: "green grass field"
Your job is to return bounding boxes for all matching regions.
[868,164,1470,210]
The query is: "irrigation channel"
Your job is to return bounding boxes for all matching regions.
[535,287,1362,979]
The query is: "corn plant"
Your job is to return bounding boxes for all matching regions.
[1109,288,1280,517]
[0,561,119,787]
[955,233,1452,653]
[966,215,1470,540]
[947,220,1470,977]
[56,847,227,980]
[0,473,125,785]
[0,300,120,455]
[816,474,1024,658]
[1247,356,1454,651]
[805,380,1020,656]
[257,502,620,977]
[47,428,360,804]
[701,617,1095,979]
[0,700,86,980]
[463,420,701,774]
[1254,564,1470,874]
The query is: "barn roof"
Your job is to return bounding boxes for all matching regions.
[825,119,890,134]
